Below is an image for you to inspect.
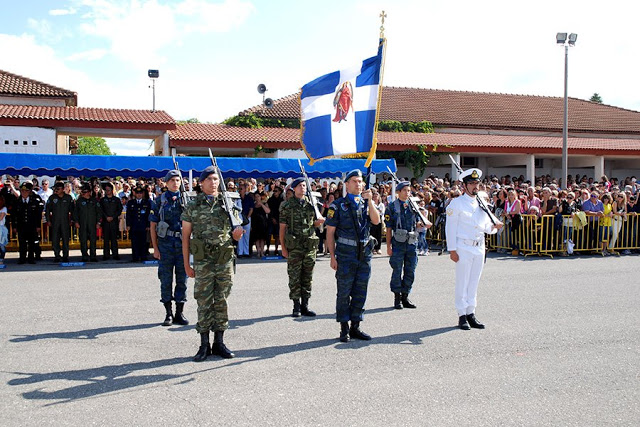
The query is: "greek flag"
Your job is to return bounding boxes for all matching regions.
[300,44,383,166]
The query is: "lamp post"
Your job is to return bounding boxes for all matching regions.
[556,33,577,189]
[148,69,159,112]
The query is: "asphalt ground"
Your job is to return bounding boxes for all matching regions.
[0,247,638,426]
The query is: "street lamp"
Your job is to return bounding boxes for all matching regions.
[148,69,159,112]
[556,33,577,189]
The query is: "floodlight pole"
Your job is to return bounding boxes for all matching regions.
[562,43,568,189]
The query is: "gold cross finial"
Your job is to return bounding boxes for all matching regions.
[379,10,387,39]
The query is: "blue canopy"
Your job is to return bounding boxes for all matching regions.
[0,153,396,179]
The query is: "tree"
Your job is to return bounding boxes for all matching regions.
[176,118,201,124]
[77,137,113,155]
[590,93,603,104]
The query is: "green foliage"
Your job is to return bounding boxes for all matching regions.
[77,137,113,155]
[378,120,434,133]
[176,118,201,124]
[589,93,603,104]
[223,113,300,129]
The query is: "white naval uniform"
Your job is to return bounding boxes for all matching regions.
[445,194,499,316]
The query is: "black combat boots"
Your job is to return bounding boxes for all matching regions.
[211,331,234,359]
[349,321,372,341]
[292,299,301,317]
[300,297,316,317]
[401,293,417,309]
[193,332,211,362]
[394,293,403,309]
[173,303,189,325]
[339,322,350,342]
[466,313,485,329]
[458,315,471,330]
[162,302,173,326]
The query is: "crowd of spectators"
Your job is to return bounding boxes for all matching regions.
[1,171,639,264]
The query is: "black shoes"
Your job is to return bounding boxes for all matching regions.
[458,315,471,330]
[162,302,173,326]
[401,293,416,309]
[193,332,211,362]
[349,321,372,341]
[300,298,316,317]
[466,313,485,329]
[339,322,350,342]
[212,331,234,358]
[173,303,189,325]
[394,293,403,309]
[292,299,301,317]
[89,257,98,262]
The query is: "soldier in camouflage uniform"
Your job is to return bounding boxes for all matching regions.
[325,169,381,342]
[279,177,325,317]
[182,166,244,362]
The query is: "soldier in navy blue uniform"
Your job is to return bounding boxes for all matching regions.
[325,169,381,342]
[385,181,422,310]
[13,182,44,264]
[126,186,151,262]
[150,170,189,326]
[100,182,123,260]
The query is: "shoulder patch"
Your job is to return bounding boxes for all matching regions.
[384,213,390,222]
[446,207,454,216]
[327,208,335,219]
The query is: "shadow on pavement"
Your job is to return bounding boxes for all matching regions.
[8,356,192,405]
[9,323,159,342]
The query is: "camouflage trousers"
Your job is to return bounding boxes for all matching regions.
[158,237,187,304]
[335,242,372,323]
[287,247,316,300]
[389,240,418,294]
[193,258,234,333]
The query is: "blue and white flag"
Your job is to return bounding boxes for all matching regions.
[300,45,383,166]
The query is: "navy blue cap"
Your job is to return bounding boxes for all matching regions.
[396,181,410,191]
[345,169,363,182]
[164,169,181,181]
[291,177,305,189]
[199,166,216,181]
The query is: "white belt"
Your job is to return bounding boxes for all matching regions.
[459,238,483,247]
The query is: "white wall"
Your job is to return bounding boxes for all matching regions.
[0,126,57,154]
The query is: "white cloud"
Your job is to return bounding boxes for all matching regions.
[49,7,78,16]
[66,48,109,61]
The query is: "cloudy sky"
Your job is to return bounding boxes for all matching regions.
[2,0,639,155]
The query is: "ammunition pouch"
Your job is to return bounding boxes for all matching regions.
[393,229,418,245]
[156,221,169,238]
[190,238,205,261]
[284,233,298,250]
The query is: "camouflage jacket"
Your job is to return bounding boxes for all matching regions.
[279,196,317,239]
[181,193,233,248]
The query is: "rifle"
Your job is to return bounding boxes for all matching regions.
[208,149,244,229]
[297,159,324,227]
[448,155,499,225]
[386,166,433,227]
[172,154,195,208]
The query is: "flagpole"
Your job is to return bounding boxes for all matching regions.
[366,10,388,168]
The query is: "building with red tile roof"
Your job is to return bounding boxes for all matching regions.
[0,69,77,107]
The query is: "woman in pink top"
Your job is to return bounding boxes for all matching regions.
[527,187,541,216]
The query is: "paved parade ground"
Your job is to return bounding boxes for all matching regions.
[1,250,638,426]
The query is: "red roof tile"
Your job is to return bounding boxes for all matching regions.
[169,123,300,142]
[0,69,77,101]
[240,87,640,135]
[0,104,175,125]
[168,124,640,154]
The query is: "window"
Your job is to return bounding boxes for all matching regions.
[14,140,18,145]
[32,140,37,146]
[23,140,28,145]
[4,140,8,145]
[535,158,544,168]
[462,156,478,167]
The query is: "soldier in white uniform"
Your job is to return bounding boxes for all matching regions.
[445,168,503,330]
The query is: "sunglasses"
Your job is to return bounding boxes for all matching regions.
[590,195,598,198]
